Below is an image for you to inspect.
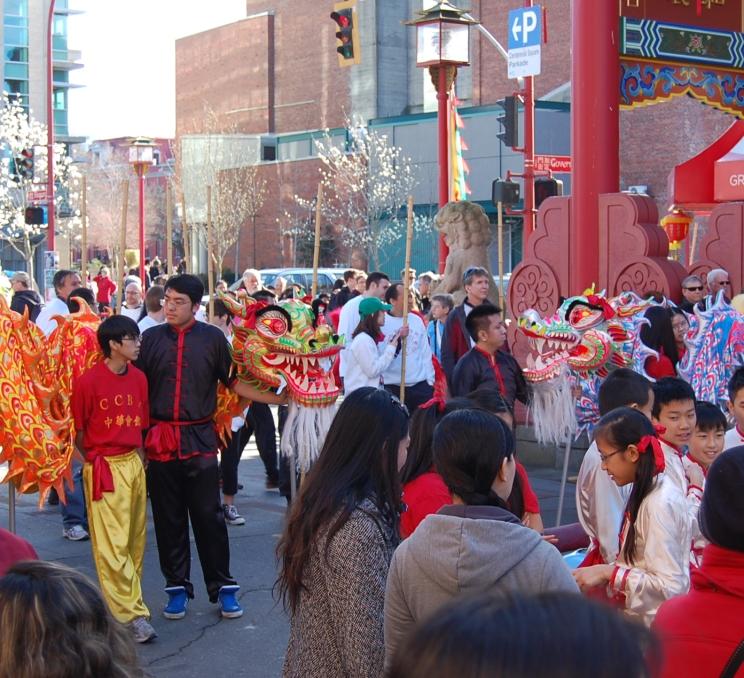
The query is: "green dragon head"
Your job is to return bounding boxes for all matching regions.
[221,293,343,407]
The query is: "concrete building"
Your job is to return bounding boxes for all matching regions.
[0,0,83,274]
[174,0,733,276]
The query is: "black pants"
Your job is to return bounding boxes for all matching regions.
[244,402,278,482]
[147,455,236,602]
[220,424,246,497]
[277,405,291,498]
[385,380,434,415]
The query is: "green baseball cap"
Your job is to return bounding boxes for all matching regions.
[359,297,392,317]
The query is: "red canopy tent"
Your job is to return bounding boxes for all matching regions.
[668,119,744,210]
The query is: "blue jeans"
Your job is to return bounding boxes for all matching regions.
[61,459,88,530]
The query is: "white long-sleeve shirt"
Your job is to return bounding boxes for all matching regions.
[337,294,365,377]
[343,332,397,396]
[380,313,435,387]
[35,297,68,337]
[576,440,631,563]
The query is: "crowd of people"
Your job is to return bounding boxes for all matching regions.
[1,261,744,678]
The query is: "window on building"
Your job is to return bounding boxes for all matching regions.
[4,0,27,17]
[5,46,28,62]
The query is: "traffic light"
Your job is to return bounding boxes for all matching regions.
[534,178,564,208]
[16,148,34,181]
[497,96,519,148]
[24,206,46,225]
[330,0,360,67]
[492,179,520,206]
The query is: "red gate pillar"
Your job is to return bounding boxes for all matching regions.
[570,0,620,293]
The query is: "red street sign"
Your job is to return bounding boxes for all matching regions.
[534,154,572,173]
[27,189,48,205]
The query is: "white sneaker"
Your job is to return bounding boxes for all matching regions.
[129,616,157,643]
[223,504,245,526]
[62,525,89,541]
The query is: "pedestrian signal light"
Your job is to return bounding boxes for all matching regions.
[24,206,46,225]
[492,179,520,207]
[535,178,564,208]
[331,1,361,67]
[17,147,34,181]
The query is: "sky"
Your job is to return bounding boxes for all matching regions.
[67,0,248,141]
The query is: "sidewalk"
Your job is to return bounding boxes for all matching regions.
[0,444,578,678]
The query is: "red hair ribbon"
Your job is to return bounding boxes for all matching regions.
[586,294,616,320]
[420,356,447,413]
[638,435,665,475]
[653,423,666,436]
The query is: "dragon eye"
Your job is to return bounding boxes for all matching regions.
[257,310,289,339]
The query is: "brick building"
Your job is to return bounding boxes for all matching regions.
[174,0,735,276]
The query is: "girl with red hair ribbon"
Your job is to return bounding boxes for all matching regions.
[572,407,691,627]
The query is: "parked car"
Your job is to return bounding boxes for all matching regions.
[228,268,347,295]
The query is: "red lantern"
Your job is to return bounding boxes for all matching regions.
[660,207,693,251]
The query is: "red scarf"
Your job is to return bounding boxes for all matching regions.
[475,345,506,395]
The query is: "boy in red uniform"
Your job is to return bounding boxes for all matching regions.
[72,315,155,644]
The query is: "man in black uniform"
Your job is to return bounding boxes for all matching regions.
[136,274,286,620]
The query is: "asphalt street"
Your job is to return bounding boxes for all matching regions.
[0,435,578,678]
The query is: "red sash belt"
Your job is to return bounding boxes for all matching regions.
[145,416,213,461]
[87,449,135,501]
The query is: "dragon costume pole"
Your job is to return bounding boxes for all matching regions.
[400,197,414,402]
[117,180,129,315]
[81,176,87,285]
[207,185,214,321]
[181,191,190,272]
[166,184,173,276]
[8,482,15,533]
[312,184,323,298]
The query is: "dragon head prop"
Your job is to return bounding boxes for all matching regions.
[678,292,744,406]
[517,291,656,443]
[221,293,343,407]
[518,292,654,382]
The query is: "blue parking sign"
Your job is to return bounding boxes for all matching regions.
[508,6,542,78]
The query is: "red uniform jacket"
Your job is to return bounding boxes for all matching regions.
[653,544,744,678]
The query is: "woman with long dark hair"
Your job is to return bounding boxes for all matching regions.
[384,409,576,670]
[641,306,679,379]
[573,407,691,626]
[277,387,409,677]
[670,307,689,363]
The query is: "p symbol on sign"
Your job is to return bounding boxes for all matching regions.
[511,8,540,46]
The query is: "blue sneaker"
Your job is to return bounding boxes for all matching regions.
[218,585,243,619]
[163,586,188,620]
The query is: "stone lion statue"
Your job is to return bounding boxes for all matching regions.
[434,201,500,306]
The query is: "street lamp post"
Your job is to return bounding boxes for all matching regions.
[128,137,156,285]
[46,0,56,255]
[406,2,477,274]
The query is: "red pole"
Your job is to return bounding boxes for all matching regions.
[522,73,535,252]
[570,0,619,294]
[138,167,146,284]
[437,65,450,273]
[46,0,56,253]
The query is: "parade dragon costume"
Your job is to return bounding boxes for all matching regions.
[220,292,343,471]
[677,291,744,407]
[0,296,101,504]
[518,289,744,446]
[517,291,655,446]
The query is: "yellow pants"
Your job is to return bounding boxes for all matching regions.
[83,450,150,623]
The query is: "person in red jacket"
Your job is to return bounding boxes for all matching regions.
[94,265,117,313]
[641,306,679,379]
[653,446,744,678]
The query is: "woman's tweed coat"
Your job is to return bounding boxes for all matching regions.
[283,498,397,677]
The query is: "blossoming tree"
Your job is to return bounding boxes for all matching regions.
[0,93,82,277]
